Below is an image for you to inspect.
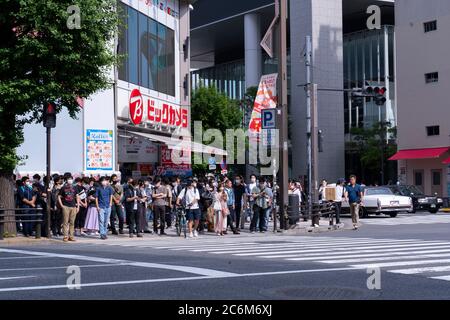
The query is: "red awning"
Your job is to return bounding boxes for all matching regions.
[389,147,449,161]
[443,156,450,164]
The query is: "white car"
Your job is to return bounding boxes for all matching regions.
[342,187,413,218]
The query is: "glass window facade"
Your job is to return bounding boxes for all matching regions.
[118,2,175,96]
[191,50,290,101]
[343,26,395,133]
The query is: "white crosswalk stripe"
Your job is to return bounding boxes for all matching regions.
[82,234,450,283]
[362,213,450,226]
[147,236,450,284]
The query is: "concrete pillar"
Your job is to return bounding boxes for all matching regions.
[290,0,345,183]
[244,13,262,89]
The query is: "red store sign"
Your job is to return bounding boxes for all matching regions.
[128,89,188,128]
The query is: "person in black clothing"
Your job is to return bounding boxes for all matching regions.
[74,177,88,236]
[17,176,37,237]
[233,175,246,232]
[50,175,64,236]
[124,179,142,238]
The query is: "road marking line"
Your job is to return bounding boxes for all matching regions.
[233,242,449,256]
[0,256,49,260]
[429,275,450,282]
[319,252,450,264]
[0,266,363,293]
[269,247,450,261]
[0,264,128,272]
[0,248,237,277]
[0,276,36,281]
[189,239,419,253]
[350,258,450,268]
[389,266,450,275]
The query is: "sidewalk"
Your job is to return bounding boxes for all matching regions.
[0,218,350,245]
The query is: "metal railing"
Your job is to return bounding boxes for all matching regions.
[0,208,44,240]
[283,201,336,229]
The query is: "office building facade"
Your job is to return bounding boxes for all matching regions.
[391,0,450,196]
[190,0,395,182]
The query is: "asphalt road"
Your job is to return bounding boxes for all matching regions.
[2,212,450,300]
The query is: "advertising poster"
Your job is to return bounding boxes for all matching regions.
[248,73,278,141]
[85,129,114,171]
[160,145,192,177]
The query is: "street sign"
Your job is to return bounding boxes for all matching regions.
[260,0,279,58]
[262,108,277,129]
[208,156,216,165]
[262,129,276,147]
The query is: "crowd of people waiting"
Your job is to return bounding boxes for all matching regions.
[13,172,308,241]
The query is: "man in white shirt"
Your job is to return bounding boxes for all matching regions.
[334,178,346,225]
[177,180,201,238]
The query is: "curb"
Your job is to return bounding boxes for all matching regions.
[0,237,58,246]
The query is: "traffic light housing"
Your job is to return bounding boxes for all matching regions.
[362,84,387,106]
[351,90,364,107]
[374,86,387,106]
[43,102,56,128]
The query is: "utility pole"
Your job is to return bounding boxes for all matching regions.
[277,0,289,230]
[305,35,313,222]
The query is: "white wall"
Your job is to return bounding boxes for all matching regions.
[16,108,83,175]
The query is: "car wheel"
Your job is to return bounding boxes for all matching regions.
[429,209,438,214]
[389,212,398,218]
[409,208,416,214]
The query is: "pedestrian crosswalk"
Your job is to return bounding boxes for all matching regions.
[151,236,450,284]
[361,213,450,225]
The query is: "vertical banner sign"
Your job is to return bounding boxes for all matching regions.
[86,129,114,171]
[248,74,278,141]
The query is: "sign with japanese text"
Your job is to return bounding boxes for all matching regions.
[85,129,114,171]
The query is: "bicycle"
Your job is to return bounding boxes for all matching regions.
[175,206,187,238]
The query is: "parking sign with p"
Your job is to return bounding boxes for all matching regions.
[261,108,276,129]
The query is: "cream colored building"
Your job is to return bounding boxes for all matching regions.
[391,0,450,196]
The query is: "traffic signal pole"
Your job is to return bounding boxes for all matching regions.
[305,36,314,223]
[277,0,289,231]
[46,127,51,238]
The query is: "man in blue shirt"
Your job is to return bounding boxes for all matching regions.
[344,175,364,230]
[225,179,239,234]
[96,176,114,240]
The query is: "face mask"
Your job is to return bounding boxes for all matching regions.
[101,181,108,186]
[25,181,32,188]
[235,180,241,184]
[251,178,256,183]
[67,179,73,185]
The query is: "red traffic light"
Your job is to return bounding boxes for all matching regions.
[374,87,387,96]
[45,102,56,115]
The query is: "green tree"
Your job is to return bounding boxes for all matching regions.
[190,86,243,175]
[191,86,243,133]
[349,121,397,184]
[0,0,119,235]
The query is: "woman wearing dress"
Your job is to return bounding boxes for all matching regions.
[84,178,99,235]
[213,183,228,236]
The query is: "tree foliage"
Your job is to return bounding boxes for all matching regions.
[0,0,119,173]
[350,121,397,174]
[191,86,243,134]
